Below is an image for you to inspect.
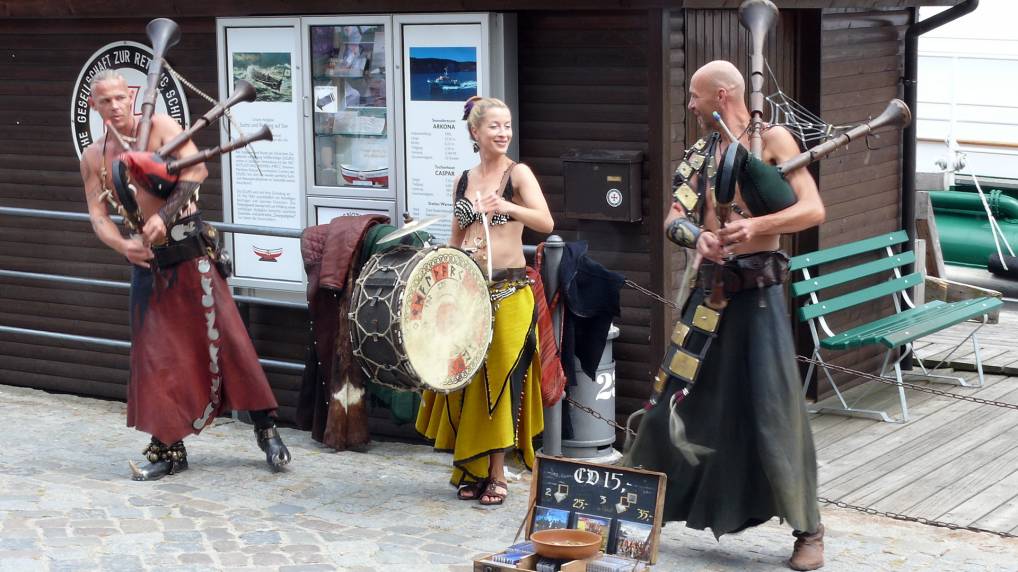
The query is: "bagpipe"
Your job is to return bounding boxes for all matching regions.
[630,1,917,460]
[717,0,913,221]
[703,0,912,309]
[108,18,273,232]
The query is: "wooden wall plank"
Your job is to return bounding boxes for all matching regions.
[0,16,306,422]
[518,10,659,411]
[813,7,911,397]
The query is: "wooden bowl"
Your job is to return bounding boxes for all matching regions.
[530,529,602,560]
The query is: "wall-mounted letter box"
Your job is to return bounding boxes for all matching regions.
[561,150,643,222]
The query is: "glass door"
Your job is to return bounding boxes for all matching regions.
[303,16,395,199]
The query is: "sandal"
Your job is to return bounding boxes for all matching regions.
[457,479,487,501]
[479,480,508,506]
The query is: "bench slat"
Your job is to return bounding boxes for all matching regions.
[820,300,948,349]
[820,298,1002,350]
[852,303,961,346]
[798,272,923,322]
[792,250,916,297]
[788,230,909,271]
[880,297,1003,348]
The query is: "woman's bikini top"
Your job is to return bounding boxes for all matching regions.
[453,169,515,230]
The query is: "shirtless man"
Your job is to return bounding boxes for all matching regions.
[683,59,825,262]
[625,60,826,570]
[80,70,290,481]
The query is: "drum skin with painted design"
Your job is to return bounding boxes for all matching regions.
[350,245,493,393]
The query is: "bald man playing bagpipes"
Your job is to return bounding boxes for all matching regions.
[624,58,826,571]
[79,19,290,481]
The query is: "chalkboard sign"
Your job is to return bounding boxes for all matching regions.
[526,454,666,564]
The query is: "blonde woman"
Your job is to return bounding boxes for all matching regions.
[416,96,554,505]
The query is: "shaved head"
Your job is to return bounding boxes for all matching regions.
[691,60,745,102]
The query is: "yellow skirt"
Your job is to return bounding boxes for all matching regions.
[415,285,544,486]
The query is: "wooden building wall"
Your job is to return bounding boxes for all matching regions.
[0,2,921,430]
[517,10,664,422]
[517,7,659,419]
[0,9,671,436]
[663,10,687,332]
[815,7,911,394]
[0,17,308,423]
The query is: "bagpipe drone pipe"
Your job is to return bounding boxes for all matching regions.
[109,18,273,231]
[729,0,912,217]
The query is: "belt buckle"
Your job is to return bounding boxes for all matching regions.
[170,221,196,242]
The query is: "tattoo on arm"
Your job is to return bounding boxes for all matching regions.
[90,214,113,234]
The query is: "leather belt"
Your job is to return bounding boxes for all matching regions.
[697,251,789,297]
[490,267,527,282]
[151,215,208,269]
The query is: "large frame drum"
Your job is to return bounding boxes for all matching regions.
[350,245,493,393]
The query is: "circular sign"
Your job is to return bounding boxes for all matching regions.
[70,41,190,158]
[606,188,624,208]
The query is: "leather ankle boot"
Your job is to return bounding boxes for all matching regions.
[256,426,291,471]
[788,523,824,570]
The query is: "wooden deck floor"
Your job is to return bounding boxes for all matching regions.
[811,311,1018,535]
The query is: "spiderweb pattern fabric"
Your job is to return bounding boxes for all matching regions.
[763,62,852,147]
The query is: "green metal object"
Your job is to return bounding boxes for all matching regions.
[789,230,909,270]
[799,272,923,322]
[792,250,915,297]
[929,189,1018,268]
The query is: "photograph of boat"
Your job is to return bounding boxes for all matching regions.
[340,164,389,187]
[428,66,460,93]
[408,47,477,102]
[252,245,284,262]
[232,52,293,102]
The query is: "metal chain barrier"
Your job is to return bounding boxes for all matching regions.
[565,395,634,436]
[817,497,1018,539]
[620,279,1018,412]
[603,279,1018,538]
[624,279,679,310]
[794,355,1018,411]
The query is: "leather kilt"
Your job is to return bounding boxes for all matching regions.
[127,227,277,445]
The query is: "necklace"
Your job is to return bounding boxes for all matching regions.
[732,122,751,143]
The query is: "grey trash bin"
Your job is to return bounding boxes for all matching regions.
[561,324,622,462]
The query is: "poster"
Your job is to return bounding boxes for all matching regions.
[401,24,483,243]
[313,85,338,113]
[224,25,303,285]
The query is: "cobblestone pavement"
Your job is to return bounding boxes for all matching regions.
[1,384,1016,571]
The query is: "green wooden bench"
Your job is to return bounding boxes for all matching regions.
[789,230,1003,423]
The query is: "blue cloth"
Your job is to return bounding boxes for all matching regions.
[558,241,625,384]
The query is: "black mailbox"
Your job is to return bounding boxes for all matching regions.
[561,150,643,222]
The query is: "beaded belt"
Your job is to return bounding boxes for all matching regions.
[488,267,530,303]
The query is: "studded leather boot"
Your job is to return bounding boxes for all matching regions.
[129,439,188,481]
[256,426,291,471]
[788,523,825,571]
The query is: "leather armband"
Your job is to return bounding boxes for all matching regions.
[157,180,201,227]
[666,217,702,249]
